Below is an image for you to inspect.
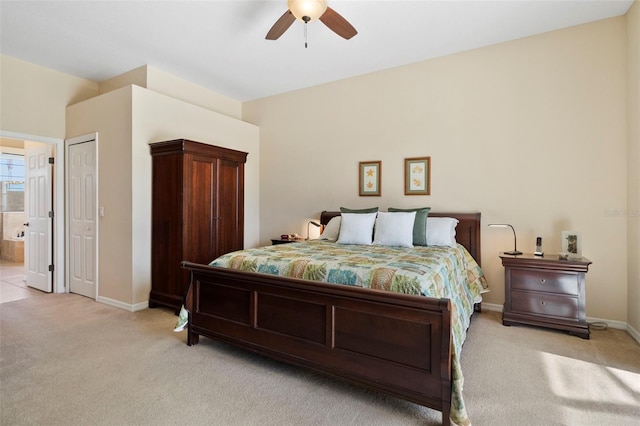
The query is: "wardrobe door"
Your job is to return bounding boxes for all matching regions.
[150,151,184,309]
[185,154,217,265]
[216,158,245,257]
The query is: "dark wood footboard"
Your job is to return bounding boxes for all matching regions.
[182,261,453,424]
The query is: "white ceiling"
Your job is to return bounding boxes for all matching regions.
[0,0,634,102]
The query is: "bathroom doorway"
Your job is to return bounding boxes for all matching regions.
[0,137,53,292]
[0,138,26,266]
[0,137,28,299]
[0,132,64,296]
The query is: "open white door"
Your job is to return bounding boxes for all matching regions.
[67,138,97,299]
[24,141,53,292]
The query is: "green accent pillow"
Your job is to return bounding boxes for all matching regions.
[388,207,431,246]
[340,207,379,214]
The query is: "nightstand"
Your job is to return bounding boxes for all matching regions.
[500,253,592,339]
[270,238,300,245]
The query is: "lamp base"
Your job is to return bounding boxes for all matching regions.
[504,250,523,255]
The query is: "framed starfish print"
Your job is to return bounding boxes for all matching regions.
[405,157,431,195]
[359,161,381,196]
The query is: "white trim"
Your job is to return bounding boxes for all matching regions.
[627,323,640,344]
[480,302,503,313]
[1,130,61,145]
[65,133,99,300]
[479,301,639,342]
[0,130,65,293]
[585,316,628,330]
[97,295,149,312]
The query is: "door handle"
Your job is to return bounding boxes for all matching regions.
[23,222,29,227]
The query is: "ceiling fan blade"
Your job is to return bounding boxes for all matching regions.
[319,6,357,40]
[266,10,296,40]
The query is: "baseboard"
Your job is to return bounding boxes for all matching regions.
[97,296,149,312]
[585,315,627,330]
[480,302,503,313]
[626,323,640,344]
[132,301,149,312]
[479,302,639,343]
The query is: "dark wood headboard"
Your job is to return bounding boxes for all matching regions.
[320,210,481,266]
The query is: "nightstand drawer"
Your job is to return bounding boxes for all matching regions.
[511,269,578,296]
[511,290,579,319]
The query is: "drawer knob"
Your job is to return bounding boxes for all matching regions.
[540,278,546,284]
[540,301,546,306]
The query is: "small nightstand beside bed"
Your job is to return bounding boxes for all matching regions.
[500,253,592,339]
[181,210,487,426]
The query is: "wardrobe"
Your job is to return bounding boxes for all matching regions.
[149,139,248,312]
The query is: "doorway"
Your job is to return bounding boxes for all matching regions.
[0,131,65,294]
[1,137,53,294]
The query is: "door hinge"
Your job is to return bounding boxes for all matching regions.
[48,157,54,164]
[48,264,54,272]
[48,211,54,218]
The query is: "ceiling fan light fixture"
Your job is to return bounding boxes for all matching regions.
[287,0,327,23]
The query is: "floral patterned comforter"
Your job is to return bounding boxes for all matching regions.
[210,240,488,425]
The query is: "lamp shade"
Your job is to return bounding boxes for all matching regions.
[307,220,322,240]
[288,0,328,22]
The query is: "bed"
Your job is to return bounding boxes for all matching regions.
[181,211,485,426]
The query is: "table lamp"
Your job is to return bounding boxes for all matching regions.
[488,223,522,255]
[307,220,321,240]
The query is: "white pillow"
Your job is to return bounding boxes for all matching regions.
[337,212,377,245]
[317,216,341,241]
[373,211,416,248]
[426,217,459,248]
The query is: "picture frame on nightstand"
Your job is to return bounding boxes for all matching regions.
[561,230,582,259]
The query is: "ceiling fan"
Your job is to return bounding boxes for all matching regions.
[266,0,357,44]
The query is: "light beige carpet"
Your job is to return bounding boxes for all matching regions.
[1,293,639,426]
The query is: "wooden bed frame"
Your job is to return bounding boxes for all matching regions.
[182,211,481,425]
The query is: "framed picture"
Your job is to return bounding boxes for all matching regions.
[405,157,431,195]
[561,231,582,259]
[359,161,381,196]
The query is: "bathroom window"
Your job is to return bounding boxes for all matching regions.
[0,153,25,212]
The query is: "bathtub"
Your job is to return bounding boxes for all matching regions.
[1,212,26,262]
[1,237,24,262]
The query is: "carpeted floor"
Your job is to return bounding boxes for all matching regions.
[1,291,639,426]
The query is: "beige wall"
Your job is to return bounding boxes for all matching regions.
[66,87,134,304]
[244,17,629,322]
[98,66,147,95]
[99,65,242,120]
[0,55,98,138]
[627,1,640,335]
[129,85,259,304]
[66,84,259,308]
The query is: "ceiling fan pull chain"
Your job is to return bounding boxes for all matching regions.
[304,17,309,48]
